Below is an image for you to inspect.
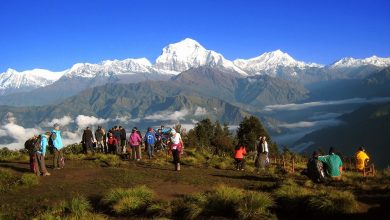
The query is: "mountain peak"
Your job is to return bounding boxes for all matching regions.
[233,50,322,77]
[331,55,390,68]
[154,38,247,75]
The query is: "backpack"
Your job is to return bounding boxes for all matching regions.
[24,135,42,152]
[49,132,57,147]
[146,133,155,145]
[95,129,103,141]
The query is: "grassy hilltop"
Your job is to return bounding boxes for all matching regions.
[0,146,389,220]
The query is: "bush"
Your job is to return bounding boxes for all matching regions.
[67,196,92,218]
[95,154,121,167]
[34,197,106,220]
[20,173,39,187]
[203,185,244,218]
[273,181,314,210]
[172,185,275,219]
[145,201,172,218]
[0,148,29,162]
[103,186,154,216]
[0,168,19,193]
[307,190,358,214]
[238,191,275,219]
[171,194,207,220]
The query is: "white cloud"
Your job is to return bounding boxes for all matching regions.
[0,122,43,150]
[264,97,390,111]
[75,115,109,128]
[194,107,207,116]
[42,116,73,127]
[278,119,341,129]
[144,109,189,121]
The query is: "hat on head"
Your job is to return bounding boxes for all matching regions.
[170,129,177,135]
[54,123,60,128]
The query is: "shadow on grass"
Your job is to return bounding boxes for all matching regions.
[211,174,277,182]
[0,162,31,173]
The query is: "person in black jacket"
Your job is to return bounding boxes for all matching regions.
[82,127,95,154]
[119,126,127,154]
[112,126,122,154]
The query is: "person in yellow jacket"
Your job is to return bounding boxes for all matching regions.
[355,147,370,172]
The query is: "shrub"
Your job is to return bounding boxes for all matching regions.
[171,194,207,220]
[67,196,92,218]
[103,186,154,215]
[238,191,275,219]
[145,201,172,218]
[34,197,106,220]
[202,185,244,218]
[172,185,275,219]
[96,154,121,167]
[273,181,314,210]
[307,190,358,214]
[0,168,19,193]
[0,148,28,162]
[20,173,39,187]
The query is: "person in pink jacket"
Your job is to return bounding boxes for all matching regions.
[128,128,142,161]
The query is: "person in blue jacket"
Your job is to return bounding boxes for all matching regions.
[52,123,64,169]
[144,127,156,159]
[34,132,51,176]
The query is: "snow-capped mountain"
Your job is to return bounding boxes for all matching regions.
[330,56,390,68]
[0,68,64,95]
[64,58,154,78]
[234,50,323,77]
[1,38,390,98]
[154,38,247,76]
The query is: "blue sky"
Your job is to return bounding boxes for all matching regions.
[0,0,389,72]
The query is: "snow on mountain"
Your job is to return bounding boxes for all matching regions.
[0,68,64,95]
[154,38,248,76]
[330,56,390,68]
[234,50,323,76]
[64,58,154,78]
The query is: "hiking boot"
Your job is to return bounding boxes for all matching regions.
[43,172,51,176]
[177,163,181,171]
[53,167,61,170]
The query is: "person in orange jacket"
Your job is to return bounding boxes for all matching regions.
[234,144,247,171]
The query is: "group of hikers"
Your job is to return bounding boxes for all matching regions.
[233,135,372,182]
[305,146,370,182]
[27,123,371,182]
[27,124,184,176]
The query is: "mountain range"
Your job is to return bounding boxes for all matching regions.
[1,38,390,102]
[1,38,390,164]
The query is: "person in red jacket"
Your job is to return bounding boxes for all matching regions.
[234,144,247,171]
[107,132,118,154]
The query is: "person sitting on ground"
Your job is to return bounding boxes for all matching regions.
[318,147,343,180]
[129,128,142,161]
[82,126,95,154]
[107,132,118,155]
[34,132,51,176]
[234,144,247,171]
[306,151,325,183]
[355,147,370,172]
